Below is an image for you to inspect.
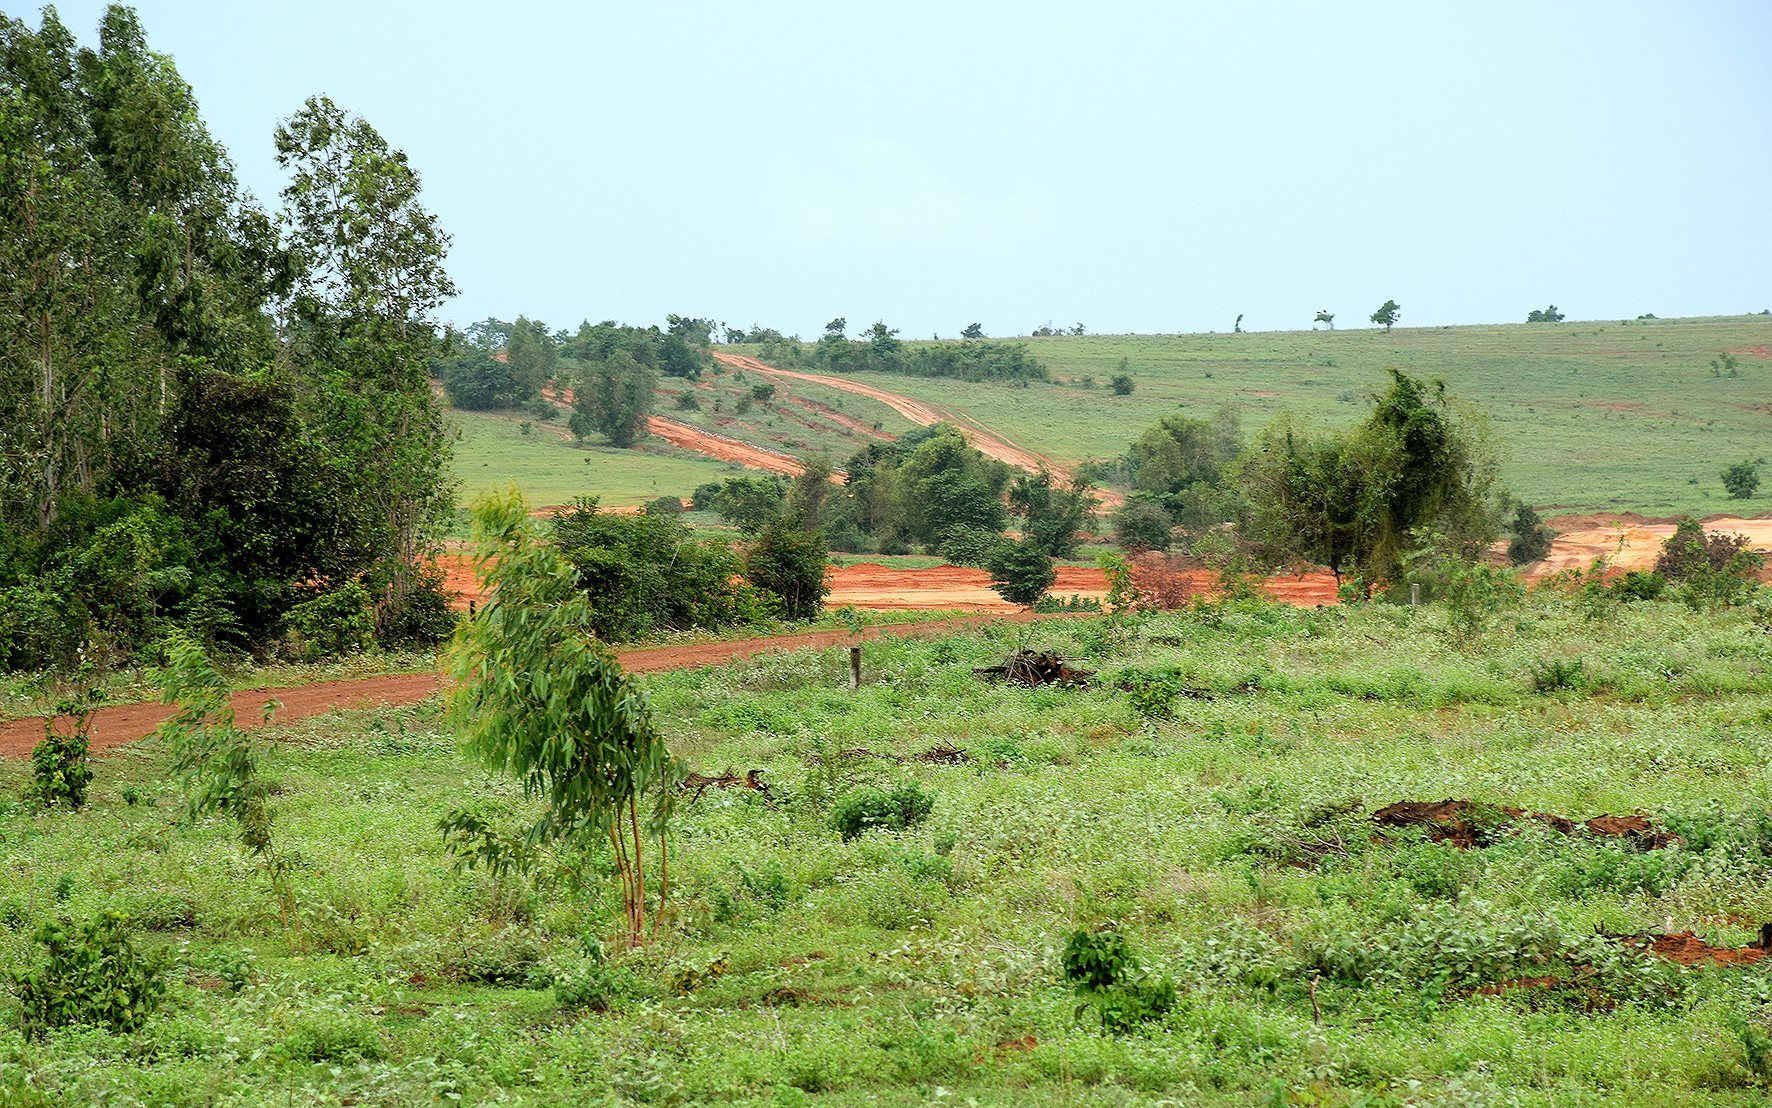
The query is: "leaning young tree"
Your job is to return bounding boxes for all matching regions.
[443,491,683,946]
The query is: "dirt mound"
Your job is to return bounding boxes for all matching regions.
[1372,799,1680,850]
[1623,930,1769,966]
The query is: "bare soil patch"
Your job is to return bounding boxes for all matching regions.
[1372,799,1680,850]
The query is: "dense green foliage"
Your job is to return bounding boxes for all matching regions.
[987,536,1058,606]
[10,912,167,1039]
[744,520,830,621]
[24,694,96,811]
[0,8,455,670]
[829,781,936,841]
[552,498,776,640]
[1722,459,1760,500]
[1506,501,1557,565]
[757,318,1049,382]
[1239,370,1503,584]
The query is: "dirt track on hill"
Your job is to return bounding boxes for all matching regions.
[712,352,1126,508]
[0,614,1050,760]
[645,415,808,476]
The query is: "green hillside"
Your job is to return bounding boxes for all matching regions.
[449,409,743,508]
[732,314,1770,516]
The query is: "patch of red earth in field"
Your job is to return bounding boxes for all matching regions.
[1729,345,1772,358]
[1517,514,1772,580]
[1623,932,1768,966]
[825,563,1338,612]
[0,614,1053,759]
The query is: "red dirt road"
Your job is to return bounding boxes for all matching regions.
[713,352,1126,508]
[0,614,1048,759]
[645,415,808,476]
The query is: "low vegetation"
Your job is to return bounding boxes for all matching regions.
[5,584,1772,1103]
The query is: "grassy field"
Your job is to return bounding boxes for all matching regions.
[449,409,744,508]
[730,314,1772,517]
[6,593,1772,1104]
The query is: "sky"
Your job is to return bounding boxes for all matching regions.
[20,1,1772,338]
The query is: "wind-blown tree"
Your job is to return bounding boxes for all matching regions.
[275,94,456,634]
[1240,370,1502,586]
[1370,299,1400,330]
[1525,305,1565,323]
[1313,310,1335,329]
[444,492,683,947]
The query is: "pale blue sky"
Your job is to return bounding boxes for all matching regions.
[23,1,1772,337]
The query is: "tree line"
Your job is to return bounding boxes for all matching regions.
[0,6,456,669]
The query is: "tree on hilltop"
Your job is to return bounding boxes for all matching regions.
[1369,300,1400,330]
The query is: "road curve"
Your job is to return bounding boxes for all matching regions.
[713,352,1125,507]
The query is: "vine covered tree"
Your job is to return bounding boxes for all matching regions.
[1240,370,1502,585]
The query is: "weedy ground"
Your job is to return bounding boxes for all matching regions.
[3,592,1772,1106]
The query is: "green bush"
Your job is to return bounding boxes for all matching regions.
[25,695,96,811]
[1609,571,1666,601]
[1528,656,1586,693]
[1506,502,1555,565]
[986,537,1056,607]
[830,781,936,840]
[286,581,374,659]
[1112,499,1173,553]
[12,912,168,1038]
[1061,928,1176,1032]
[937,525,1004,568]
[1721,460,1759,500]
[554,499,777,639]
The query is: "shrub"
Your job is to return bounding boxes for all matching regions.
[745,521,829,621]
[554,946,634,1011]
[1506,503,1555,565]
[1609,570,1666,602]
[378,566,458,649]
[689,482,722,511]
[25,693,96,811]
[830,781,936,840]
[1529,656,1586,693]
[643,496,683,517]
[555,499,776,639]
[1110,373,1134,395]
[285,581,374,660]
[986,537,1056,607]
[1113,500,1173,553]
[1722,460,1760,500]
[1061,928,1176,1032]
[12,912,168,1038]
